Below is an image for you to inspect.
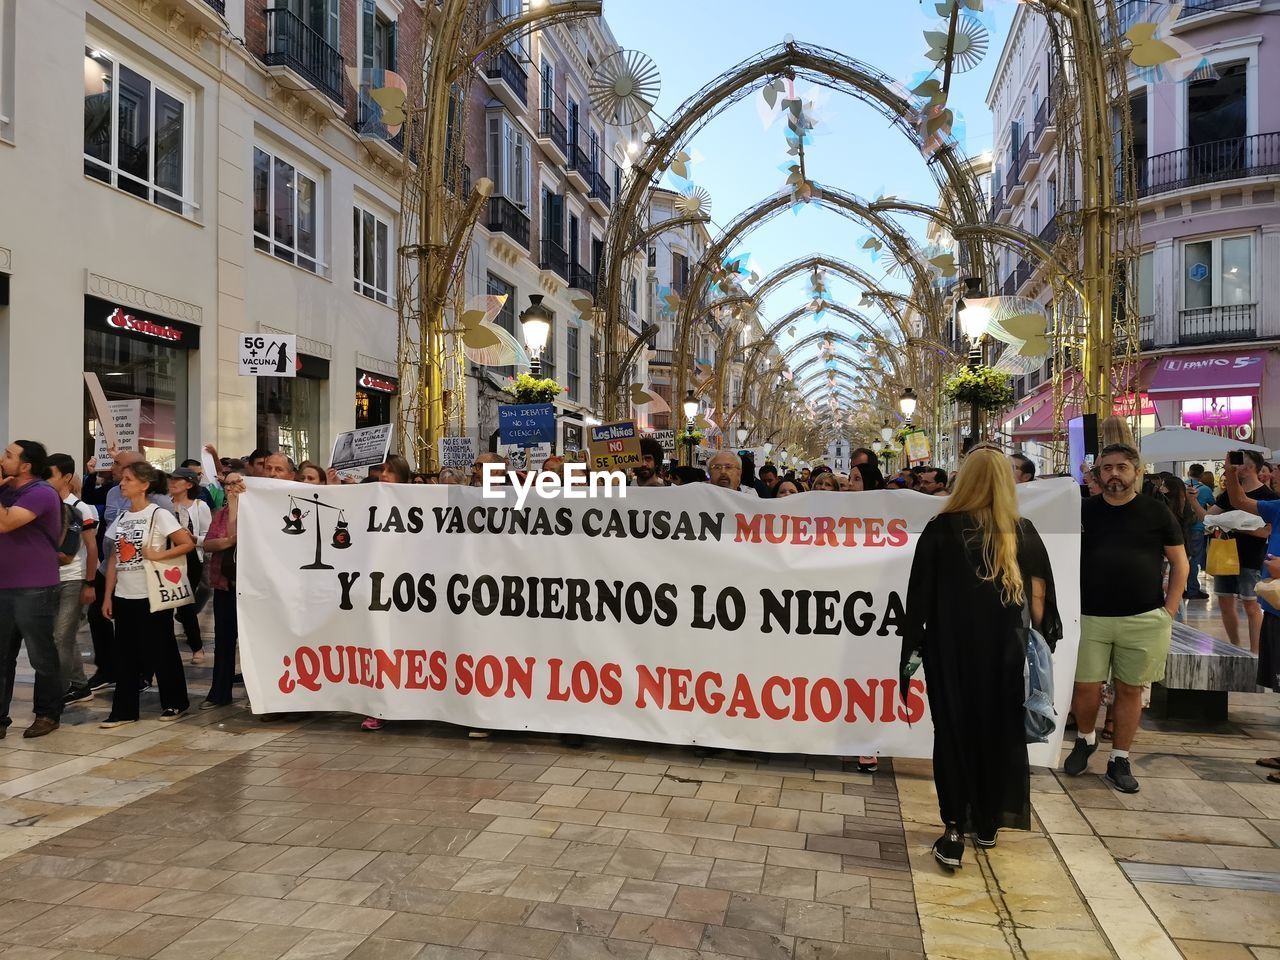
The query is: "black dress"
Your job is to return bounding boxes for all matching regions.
[901,512,1062,833]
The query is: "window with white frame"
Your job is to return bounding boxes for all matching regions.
[0,0,13,135]
[253,145,321,274]
[83,45,192,215]
[1137,252,1153,318]
[487,113,529,208]
[1183,235,1251,310]
[360,0,397,72]
[353,204,393,304]
[567,325,580,401]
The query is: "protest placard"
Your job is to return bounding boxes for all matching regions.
[438,436,476,470]
[330,423,393,480]
[588,421,642,471]
[498,404,556,446]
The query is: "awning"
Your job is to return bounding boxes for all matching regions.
[1147,350,1267,402]
[1002,380,1055,426]
[1012,393,1154,442]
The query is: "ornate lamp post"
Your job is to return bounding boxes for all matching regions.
[899,387,918,429]
[955,276,991,444]
[682,389,699,468]
[518,295,553,378]
[736,424,749,447]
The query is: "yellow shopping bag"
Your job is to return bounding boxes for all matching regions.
[1206,536,1241,577]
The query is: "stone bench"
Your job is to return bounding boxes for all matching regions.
[1150,621,1258,721]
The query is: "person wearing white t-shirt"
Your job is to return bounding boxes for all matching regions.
[101,462,194,727]
[46,455,99,704]
[168,468,212,664]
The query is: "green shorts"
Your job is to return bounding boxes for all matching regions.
[1077,608,1174,686]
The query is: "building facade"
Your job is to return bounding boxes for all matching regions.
[986,0,1280,462]
[462,8,644,458]
[0,0,423,469]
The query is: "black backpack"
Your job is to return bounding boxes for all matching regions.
[55,497,88,565]
[16,482,84,565]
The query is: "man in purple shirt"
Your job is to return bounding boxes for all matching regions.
[0,440,64,738]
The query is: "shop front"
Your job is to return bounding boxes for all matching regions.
[83,295,199,470]
[257,353,328,465]
[356,369,398,429]
[1147,349,1268,446]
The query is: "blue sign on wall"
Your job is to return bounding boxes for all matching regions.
[498,404,556,446]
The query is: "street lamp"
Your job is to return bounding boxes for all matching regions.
[898,387,918,427]
[880,423,894,444]
[518,295,553,377]
[682,390,699,467]
[871,439,883,454]
[763,440,773,460]
[956,277,988,369]
[736,425,749,447]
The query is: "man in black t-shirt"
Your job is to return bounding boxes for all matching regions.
[1065,444,1187,794]
[1205,449,1275,654]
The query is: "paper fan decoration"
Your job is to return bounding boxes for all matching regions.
[674,185,711,217]
[924,14,989,74]
[629,383,670,413]
[975,296,1052,358]
[1124,3,1199,82]
[990,349,1044,377]
[458,296,530,368]
[589,49,661,126]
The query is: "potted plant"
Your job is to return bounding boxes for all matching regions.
[943,365,1015,413]
[503,372,564,404]
[681,429,704,447]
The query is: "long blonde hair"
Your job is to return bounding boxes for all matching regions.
[943,448,1025,606]
[1100,415,1136,449]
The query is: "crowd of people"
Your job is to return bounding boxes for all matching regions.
[2,426,1276,874]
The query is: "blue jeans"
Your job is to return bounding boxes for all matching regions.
[1187,528,1207,594]
[0,586,64,725]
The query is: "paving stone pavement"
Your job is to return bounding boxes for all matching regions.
[0,593,1276,960]
[1,707,930,960]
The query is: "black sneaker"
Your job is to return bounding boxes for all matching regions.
[1104,756,1140,793]
[63,684,94,705]
[932,826,965,870]
[1063,737,1098,776]
[85,674,114,691]
[159,708,187,722]
[974,829,998,849]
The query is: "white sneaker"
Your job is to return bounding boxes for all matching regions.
[99,718,138,729]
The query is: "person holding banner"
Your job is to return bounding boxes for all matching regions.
[99,462,194,727]
[902,448,1061,869]
[200,473,241,710]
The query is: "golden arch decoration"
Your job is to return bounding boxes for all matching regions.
[597,40,993,420]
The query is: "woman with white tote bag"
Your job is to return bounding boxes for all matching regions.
[100,462,195,726]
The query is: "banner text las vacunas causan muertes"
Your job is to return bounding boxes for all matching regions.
[237,479,1081,762]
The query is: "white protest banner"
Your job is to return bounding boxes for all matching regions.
[330,423,393,480]
[238,479,1081,761]
[239,334,297,377]
[92,399,141,470]
[438,436,477,470]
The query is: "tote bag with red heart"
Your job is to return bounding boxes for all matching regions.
[144,509,195,612]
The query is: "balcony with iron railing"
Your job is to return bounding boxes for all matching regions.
[1019,131,1041,178]
[565,144,591,191]
[569,263,596,294]
[357,102,404,153]
[1038,214,1059,247]
[989,184,1006,221]
[1178,303,1256,345]
[445,163,472,198]
[1114,0,1257,30]
[1033,97,1054,147]
[198,0,225,14]
[1137,132,1280,198]
[539,238,568,281]
[484,46,528,109]
[587,170,611,212]
[537,109,568,164]
[487,195,530,249]
[264,8,345,105]
[1139,315,1155,351]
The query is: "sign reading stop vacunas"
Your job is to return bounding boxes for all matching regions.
[588,421,642,471]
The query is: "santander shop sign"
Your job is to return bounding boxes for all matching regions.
[107,307,184,343]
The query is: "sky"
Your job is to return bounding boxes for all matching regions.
[599,0,1012,413]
